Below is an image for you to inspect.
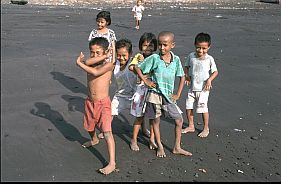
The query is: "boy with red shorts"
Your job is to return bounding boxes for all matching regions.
[76,37,115,175]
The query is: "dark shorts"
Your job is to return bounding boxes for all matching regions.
[144,91,183,120]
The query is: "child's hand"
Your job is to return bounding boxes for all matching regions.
[170,94,180,103]
[76,52,84,66]
[144,79,157,88]
[203,79,212,91]
[138,54,144,62]
[185,75,191,86]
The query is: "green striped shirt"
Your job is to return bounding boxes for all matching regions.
[137,52,184,103]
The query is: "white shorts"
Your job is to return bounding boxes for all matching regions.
[134,15,142,21]
[130,83,148,117]
[111,95,132,116]
[186,90,209,113]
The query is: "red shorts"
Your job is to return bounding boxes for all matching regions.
[83,96,112,133]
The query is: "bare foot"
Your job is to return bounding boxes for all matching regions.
[142,129,150,138]
[182,127,195,134]
[98,164,116,175]
[98,133,104,139]
[130,141,140,151]
[82,140,99,148]
[149,140,158,150]
[198,129,209,138]
[156,148,166,158]
[173,148,192,156]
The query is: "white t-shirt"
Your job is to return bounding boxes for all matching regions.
[185,52,218,91]
[113,60,137,98]
[132,5,144,19]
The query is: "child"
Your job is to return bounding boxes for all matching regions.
[111,38,137,117]
[129,32,158,151]
[182,32,218,138]
[87,10,116,65]
[76,37,116,175]
[132,0,144,30]
[97,38,137,140]
[134,31,192,158]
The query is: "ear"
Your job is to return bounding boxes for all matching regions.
[171,41,176,49]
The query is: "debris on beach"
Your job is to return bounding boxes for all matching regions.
[10,0,28,5]
[250,136,259,140]
[237,169,244,174]
[259,0,280,4]
[199,168,207,173]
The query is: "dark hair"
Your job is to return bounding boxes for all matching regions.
[194,32,211,46]
[96,11,111,25]
[139,32,158,51]
[116,38,133,55]
[89,37,109,51]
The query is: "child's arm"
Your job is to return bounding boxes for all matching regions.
[134,65,156,88]
[76,52,113,76]
[129,54,144,73]
[84,48,111,66]
[184,66,191,85]
[171,76,185,102]
[204,71,219,91]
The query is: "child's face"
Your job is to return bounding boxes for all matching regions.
[137,0,142,5]
[141,40,155,57]
[117,47,130,66]
[96,18,108,30]
[195,42,210,58]
[158,35,175,56]
[90,44,106,58]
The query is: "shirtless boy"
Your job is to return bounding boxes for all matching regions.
[76,37,115,175]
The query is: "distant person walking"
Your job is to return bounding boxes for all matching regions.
[132,0,145,30]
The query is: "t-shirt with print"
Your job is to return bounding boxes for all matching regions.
[185,52,218,91]
[88,28,116,63]
[137,52,184,103]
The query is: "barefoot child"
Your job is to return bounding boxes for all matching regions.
[76,37,116,175]
[129,32,158,151]
[182,32,218,138]
[135,31,192,158]
[111,38,137,119]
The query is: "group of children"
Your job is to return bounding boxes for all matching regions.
[75,9,218,175]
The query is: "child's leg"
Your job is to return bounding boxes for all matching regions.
[149,119,157,150]
[152,117,166,158]
[198,112,209,138]
[82,130,100,148]
[172,118,192,156]
[99,131,116,175]
[182,109,195,133]
[141,118,150,137]
[130,117,143,151]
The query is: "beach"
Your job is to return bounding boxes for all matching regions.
[1,1,281,182]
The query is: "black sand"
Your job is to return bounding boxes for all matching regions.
[1,1,281,182]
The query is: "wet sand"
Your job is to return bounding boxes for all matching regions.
[1,1,281,182]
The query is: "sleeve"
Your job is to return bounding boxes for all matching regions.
[210,56,218,73]
[175,57,184,77]
[110,30,117,42]
[137,54,155,74]
[132,6,136,12]
[142,6,144,11]
[184,53,191,67]
[130,53,141,66]
[88,30,93,41]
